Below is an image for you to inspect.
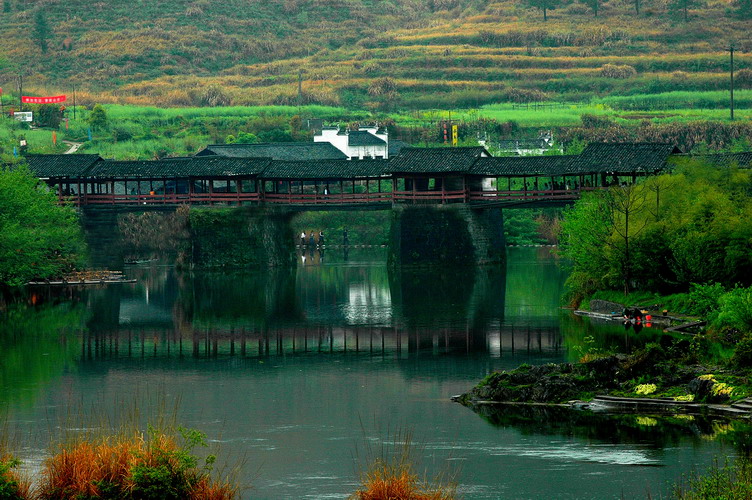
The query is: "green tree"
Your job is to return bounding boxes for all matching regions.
[0,165,86,286]
[33,9,50,53]
[225,131,258,144]
[526,0,559,20]
[737,0,752,18]
[3,0,11,13]
[88,103,108,131]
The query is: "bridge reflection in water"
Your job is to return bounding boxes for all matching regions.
[77,248,579,361]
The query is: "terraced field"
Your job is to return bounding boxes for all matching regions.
[0,0,749,109]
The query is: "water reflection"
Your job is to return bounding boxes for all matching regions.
[32,248,670,363]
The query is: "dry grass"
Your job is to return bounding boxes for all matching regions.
[352,459,456,500]
[37,431,237,500]
[352,429,457,500]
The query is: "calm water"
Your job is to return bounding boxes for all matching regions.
[0,247,740,499]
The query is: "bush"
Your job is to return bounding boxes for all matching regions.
[732,334,752,368]
[737,69,752,89]
[38,426,236,500]
[710,287,752,340]
[0,456,30,499]
[599,64,637,79]
[686,282,725,316]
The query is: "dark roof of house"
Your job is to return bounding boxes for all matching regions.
[579,143,681,173]
[470,155,580,176]
[387,147,489,174]
[89,157,271,178]
[260,160,388,180]
[388,140,411,157]
[348,130,386,147]
[23,154,103,178]
[195,142,348,161]
[684,152,752,168]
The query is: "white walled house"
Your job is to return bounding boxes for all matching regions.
[314,126,389,159]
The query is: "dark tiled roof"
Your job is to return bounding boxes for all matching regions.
[196,142,348,160]
[388,140,411,157]
[387,147,489,174]
[685,152,752,168]
[470,155,580,176]
[89,157,271,178]
[260,160,388,180]
[23,154,102,178]
[348,130,386,147]
[579,143,681,173]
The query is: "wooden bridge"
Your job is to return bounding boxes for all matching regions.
[21,142,690,209]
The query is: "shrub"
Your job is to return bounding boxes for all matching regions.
[599,64,637,79]
[38,427,236,500]
[732,334,752,368]
[686,282,725,316]
[711,287,752,340]
[0,456,30,499]
[737,68,752,88]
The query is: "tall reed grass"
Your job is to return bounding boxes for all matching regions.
[352,428,457,500]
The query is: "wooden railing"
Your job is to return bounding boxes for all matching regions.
[76,192,262,205]
[66,189,587,207]
[468,189,581,202]
[263,191,392,205]
[392,189,467,204]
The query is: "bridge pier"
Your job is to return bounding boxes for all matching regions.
[387,205,505,267]
[189,207,296,268]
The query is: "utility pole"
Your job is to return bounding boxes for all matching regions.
[297,70,302,110]
[729,44,735,121]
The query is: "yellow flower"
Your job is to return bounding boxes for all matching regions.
[698,374,716,381]
[674,394,695,402]
[635,383,657,395]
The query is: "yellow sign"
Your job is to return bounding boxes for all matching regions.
[451,125,458,146]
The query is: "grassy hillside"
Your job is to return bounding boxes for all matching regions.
[0,0,750,108]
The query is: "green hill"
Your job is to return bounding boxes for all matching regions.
[0,0,750,109]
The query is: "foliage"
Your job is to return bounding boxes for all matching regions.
[88,104,108,131]
[32,9,50,54]
[0,165,86,286]
[673,457,752,499]
[38,426,235,499]
[0,456,29,499]
[559,161,752,303]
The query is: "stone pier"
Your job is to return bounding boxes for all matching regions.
[387,205,505,267]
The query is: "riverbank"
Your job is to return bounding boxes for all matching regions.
[455,333,752,412]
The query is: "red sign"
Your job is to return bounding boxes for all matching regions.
[21,95,67,104]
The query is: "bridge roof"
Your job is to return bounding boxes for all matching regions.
[260,160,388,180]
[88,157,271,178]
[23,154,103,178]
[579,143,681,173]
[469,155,580,177]
[196,142,348,160]
[387,147,489,174]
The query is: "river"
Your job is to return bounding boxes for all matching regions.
[0,247,740,499]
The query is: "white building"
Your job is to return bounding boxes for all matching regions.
[314,126,389,159]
